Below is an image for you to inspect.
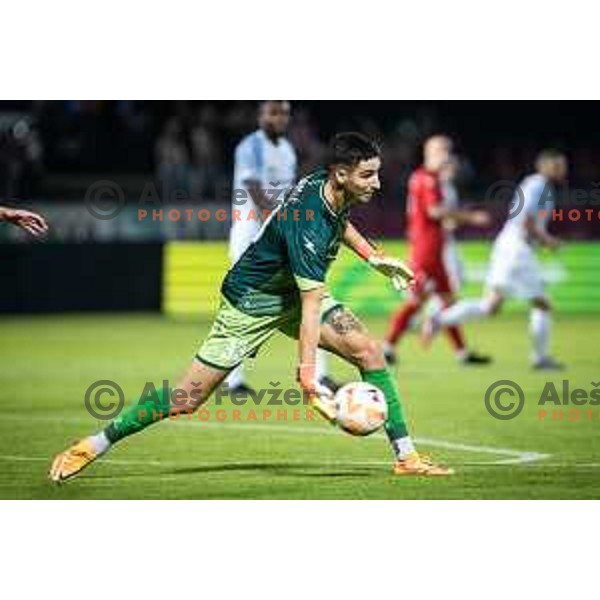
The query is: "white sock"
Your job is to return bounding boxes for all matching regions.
[227,364,244,389]
[439,299,490,326]
[530,308,550,363]
[316,350,327,381]
[392,436,416,459]
[89,431,111,455]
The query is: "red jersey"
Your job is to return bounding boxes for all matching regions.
[406,166,445,266]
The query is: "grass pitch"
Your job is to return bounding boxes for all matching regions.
[0,312,598,499]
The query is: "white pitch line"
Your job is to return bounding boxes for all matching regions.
[0,412,551,465]
[414,437,550,465]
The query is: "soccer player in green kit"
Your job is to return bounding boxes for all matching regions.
[50,132,453,481]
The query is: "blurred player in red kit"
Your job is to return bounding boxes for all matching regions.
[383,135,491,366]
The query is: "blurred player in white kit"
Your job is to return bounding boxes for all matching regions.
[424,149,567,369]
[440,155,466,293]
[227,101,339,394]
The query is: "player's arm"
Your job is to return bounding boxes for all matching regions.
[420,176,490,227]
[295,281,336,421]
[521,180,560,250]
[343,221,414,290]
[295,277,336,420]
[524,214,560,250]
[0,205,48,236]
[428,203,491,227]
[297,284,325,393]
[343,221,378,259]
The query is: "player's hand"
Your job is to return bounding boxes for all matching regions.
[469,210,492,228]
[297,364,334,399]
[368,254,415,291]
[297,363,337,422]
[3,208,49,236]
[545,235,561,251]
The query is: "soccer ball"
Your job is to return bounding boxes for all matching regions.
[334,381,387,436]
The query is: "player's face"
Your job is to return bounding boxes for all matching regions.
[550,156,568,183]
[340,157,382,203]
[259,101,291,137]
[425,138,453,172]
[432,144,451,172]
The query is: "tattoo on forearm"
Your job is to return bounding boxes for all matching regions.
[326,307,364,335]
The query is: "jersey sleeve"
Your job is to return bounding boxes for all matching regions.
[234,137,262,185]
[289,143,298,180]
[281,211,329,291]
[522,177,551,218]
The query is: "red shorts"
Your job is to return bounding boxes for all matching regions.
[410,260,452,297]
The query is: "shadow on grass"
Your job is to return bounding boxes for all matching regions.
[88,462,379,480]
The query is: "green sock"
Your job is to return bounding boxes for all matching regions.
[104,386,172,444]
[361,368,409,441]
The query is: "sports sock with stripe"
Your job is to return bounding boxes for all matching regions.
[361,368,415,459]
[104,386,171,444]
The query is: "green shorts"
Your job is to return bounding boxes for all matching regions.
[195,293,342,371]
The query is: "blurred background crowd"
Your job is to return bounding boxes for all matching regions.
[1,100,599,240]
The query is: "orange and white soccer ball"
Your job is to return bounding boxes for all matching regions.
[334,382,387,436]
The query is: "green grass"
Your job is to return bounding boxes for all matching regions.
[0,312,599,499]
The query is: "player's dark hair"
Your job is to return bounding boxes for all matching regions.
[327,132,381,168]
[258,100,289,109]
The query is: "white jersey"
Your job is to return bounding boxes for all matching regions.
[496,173,554,247]
[441,180,459,211]
[230,129,297,263]
[441,180,459,242]
[232,129,297,221]
[440,180,463,291]
[486,173,554,300]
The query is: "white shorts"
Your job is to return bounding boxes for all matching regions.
[229,218,261,264]
[443,241,464,293]
[486,235,546,300]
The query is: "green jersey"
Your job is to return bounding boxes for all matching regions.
[222,169,350,317]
